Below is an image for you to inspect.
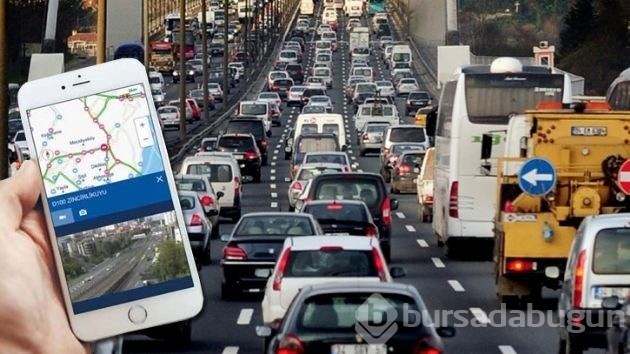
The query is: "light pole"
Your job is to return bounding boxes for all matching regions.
[178,0,187,138]
[0,0,7,179]
[245,0,249,74]
[97,0,107,63]
[201,0,210,120]
[223,0,229,104]
[143,0,150,69]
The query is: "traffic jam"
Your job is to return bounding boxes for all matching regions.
[7,0,630,353]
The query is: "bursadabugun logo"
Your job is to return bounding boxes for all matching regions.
[354,293,398,346]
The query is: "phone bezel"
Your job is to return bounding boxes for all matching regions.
[17,59,203,342]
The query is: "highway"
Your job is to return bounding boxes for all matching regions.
[122,7,605,354]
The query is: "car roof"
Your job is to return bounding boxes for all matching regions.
[298,282,419,301]
[298,162,346,170]
[305,199,368,208]
[241,212,314,219]
[177,190,199,198]
[184,154,236,162]
[286,235,376,251]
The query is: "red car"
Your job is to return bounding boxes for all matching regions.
[186,98,202,121]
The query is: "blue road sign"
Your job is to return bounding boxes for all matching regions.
[517,158,557,196]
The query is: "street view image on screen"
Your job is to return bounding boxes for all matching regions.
[26,83,192,314]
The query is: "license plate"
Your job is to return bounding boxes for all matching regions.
[234,155,244,160]
[239,163,246,168]
[571,126,607,136]
[325,232,350,236]
[254,268,271,278]
[594,287,630,299]
[331,344,387,354]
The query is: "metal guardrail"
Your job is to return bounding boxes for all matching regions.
[169,3,301,164]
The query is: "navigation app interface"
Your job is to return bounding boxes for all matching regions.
[26,84,192,314]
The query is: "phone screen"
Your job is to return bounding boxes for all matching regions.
[25,83,193,314]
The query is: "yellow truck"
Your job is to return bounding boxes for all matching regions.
[483,101,630,303]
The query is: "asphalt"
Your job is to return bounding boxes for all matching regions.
[122,6,606,354]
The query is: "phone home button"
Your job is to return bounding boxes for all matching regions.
[128,305,147,324]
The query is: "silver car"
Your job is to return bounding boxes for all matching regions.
[175,174,222,239]
[397,78,421,96]
[287,85,306,106]
[178,190,213,264]
[287,163,345,211]
[375,80,395,97]
[308,95,334,113]
[312,67,333,88]
[158,105,180,130]
[358,122,390,156]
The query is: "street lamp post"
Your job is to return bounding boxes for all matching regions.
[201,0,210,120]
[178,0,187,138]
[222,0,229,104]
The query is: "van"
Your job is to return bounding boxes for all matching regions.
[181,154,243,222]
[351,67,374,82]
[294,113,347,149]
[344,0,363,16]
[389,45,412,69]
[290,133,341,178]
[381,125,429,164]
[148,71,165,92]
[300,0,314,15]
[558,214,630,353]
[353,103,399,132]
[416,147,434,222]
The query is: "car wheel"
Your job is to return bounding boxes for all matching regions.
[262,156,268,166]
[254,171,262,183]
[211,222,220,239]
[231,210,241,223]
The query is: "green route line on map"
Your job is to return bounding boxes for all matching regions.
[44,172,80,190]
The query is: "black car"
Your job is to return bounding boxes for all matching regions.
[219,212,321,299]
[225,118,270,165]
[216,133,262,182]
[405,91,433,115]
[377,23,392,37]
[259,283,454,353]
[173,64,196,83]
[189,89,216,110]
[300,88,327,106]
[300,173,399,261]
[301,200,380,237]
[270,78,294,99]
[234,51,250,63]
[289,36,305,50]
[286,64,305,84]
[209,42,225,56]
[207,69,235,92]
[290,133,341,178]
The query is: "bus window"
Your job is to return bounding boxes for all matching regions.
[436,81,456,137]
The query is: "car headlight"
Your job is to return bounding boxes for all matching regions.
[189,70,195,75]
[173,71,179,75]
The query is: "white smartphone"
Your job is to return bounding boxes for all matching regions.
[17,59,203,342]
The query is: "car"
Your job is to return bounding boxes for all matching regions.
[375,80,396,97]
[390,150,425,194]
[295,173,399,261]
[314,53,332,65]
[312,67,332,88]
[175,175,222,241]
[216,133,262,183]
[285,64,305,84]
[558,214,630,353]
[267,70,290,89]
[205,82,224,102]
[304,77,327,90]
[269,102,282,127]
[295,21,310,33]
[351,47,370,62]
[300,88,327,106]
[392,70,414,86]
[178,190,213,264]
[187,59,204,74]
[273,61,290,71]
[311,58,332,71]
[346,18,361,31]
[269,78,294,100]
[417,147,435,222]
[167,100,194,123]
[307,95,334,113]
[172,64,196,83]
[219,212,323,298]
[358,122,390,156]
[379,35,394,48]
[380,143,426,182]
[151,88,166,107]
[351,66,374,82]
[302,200,379,238]
[258,282,454,354]
[290,133,341,178]
[261,236,404,325]
[209,42,225,56]
[207,69,235,92]
[287,85,306,106]
[257,92,282,108]
[344,77,367,102]
[381,125,429,163]
[316,24,332,36]
[376,23,392,37]
[405,90,433,115]
[320,31,338,51]
[186,98,202,120]
[181,153,243,222]
[397,78,421,98]
[363,96,395,105]
[198,136,218,152]
[303,152,351,172]
[225,118,270,165]
[157,106,181,129]
[287,163,346,211]
[188,89,215,111]
[352,82,378,108]
[227,62,245,76]
[301,105,327,114]
[414,106,434,126]
[278,49,299,64]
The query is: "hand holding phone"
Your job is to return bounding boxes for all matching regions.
[17,59,203,342]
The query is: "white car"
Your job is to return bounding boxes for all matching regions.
[287,163,345,210]
[312,67,333,88]
[346,18,361,32]
[228,62,245,76]
[188,59,204,74]
[157,106,181,129]
[261,236,397,324]
[295,21,310,32]
[397,78,421,96]
[287,85,306,106]
[205,83,224,102]
[316,24,333,36]
[307,95,334,112]
[278,49,299,64]
[257,92,282,108]
[267,71,290,89]
[375,80,396,97]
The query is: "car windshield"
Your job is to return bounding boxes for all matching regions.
[409,92,430,100]
[270,72,286,79]
[353,48,369,54]
[234,216,314,236]
[241,103,267,115]
[226,121,265,137]
[176,178,207,192]
[315,180,381,208]
[316,55,331,62]
[392,144,424,154]
[367,124,389,133]
[305,154,346,165]
[314,69,330,76]
[218,137,255,151]
[354,69,372,77]
[209,71,223,78]
[401,79,417,85]
[281,51,297,58]
[160,107,177,114]
[178,195,196,210]
[298,167,342,180]
[305,203,367,223]
[298,137,338,153]
[185,163,233,182]
[310,96,328,103]
[291,86,306,93]
[402,153,425,165]
[303,106,326,113]
[296,293,423,331]
[360,106,394,116]
[389,128,426,143]
[285,250,377,278]
[376,81,392,87]
[356,84,376,94]
[208,83,221,89]
[259,93,278,99]
[191,90,203,98]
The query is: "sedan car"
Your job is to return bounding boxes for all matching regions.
[258,92,282,109]
[172,64,196,83]
[175,175,222,240]
[270,78,294,99]
[406,90,433,115]
[316,24,333,36]
[157,105,181,130]
[287,163,345,211]
[375,80,396,97]
[189,89,216,110]
[219,212,322,299]
[302,152,351,172]
[358,122,390,156]
[380,143,426,182]
[206,83,224,102]
[397,78,421,96]
[258,282,454,353]
[312,67,332,88]
[302,200,379,238]
[304,77,327,90]
[178,191,213,264]
[351,47,370,62]
[307,95,333,113]
[391,150,425,194]
[267,71,290,89]
[301,104,327,114]
[287,85,306,106]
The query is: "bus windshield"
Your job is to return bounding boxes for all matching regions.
[464,73,564,124]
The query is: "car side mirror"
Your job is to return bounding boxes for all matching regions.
[255,325,272,337]
[267,130,272,138]
[220,234,230,242]
[389,266,406,278]
[602,296,621,310]
[216,191,224,199]
[271,318,283,330]
[390,198,399,211]
[341,145,347,151]
[436,326,456,338]
[481,133,493,160]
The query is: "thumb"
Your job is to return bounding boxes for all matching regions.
[0,160,41,230]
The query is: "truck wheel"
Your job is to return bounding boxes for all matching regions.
[418,207,425,223]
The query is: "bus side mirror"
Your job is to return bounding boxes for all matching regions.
[481,134,493,160]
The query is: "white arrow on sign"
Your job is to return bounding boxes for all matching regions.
[522,168,553,187]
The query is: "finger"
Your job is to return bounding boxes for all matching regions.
[0,160,42,230]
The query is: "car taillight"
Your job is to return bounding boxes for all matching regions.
[271,85,279,91]
[326,203,343,210]
[383,148,390,156]
[506,259,536,272]
[290,181,303,191]
[190,213,203,226]
[573,250,586,308]
[200,195,214,206]
[423,195,433,203]
[381,196,392,225]
[365,224,379,238]
[362,133,369,141]
[406,100,411,106]
[371,247,387,281]
[244,151,259,159]
[396,163,411,174]
[276,334,304,354]
[234,176,241,196]
[413,343,442,354]
[261,139,268,148]
[449,181,459,218]
[273,248,291,291]
[223,245,247,260]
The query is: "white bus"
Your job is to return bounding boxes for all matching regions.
[300,0,314,15]
[432,57,572,255]
[164,13,181,41]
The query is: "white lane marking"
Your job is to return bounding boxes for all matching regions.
[271,162,276,166]
[271,192,278,198]
[236,308,254,325]
[270,169,276,174]
[470,307,490,325]
[416,239,429,248]
[448,280,465,292]
[287,119,292,123]
[284,177,291,182]
[357,169,363,172]
[396,212,405,219]
[272,150,278,154]
[222,347,239,354]
[351,156,356,160]
[405,225,416,232]
[271,202,278,208]
[498,345,517,354]
[270,176,276,181]
[276,144,281,148]
[431,257,446,268]
[273,156,277,160]
[270,184,276,189]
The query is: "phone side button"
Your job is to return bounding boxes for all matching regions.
[128,305,148,324]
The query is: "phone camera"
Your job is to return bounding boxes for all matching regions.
[78,74,82,78]
[61,85,66,90]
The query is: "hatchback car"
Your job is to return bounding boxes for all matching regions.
[390,150,425,194]
[303,152,351,171]
[157,106,181,130]
[397,78,421,96]
[288,163,345,211]
[302,200,379,238]
[287,85,306,106]
[270,78,294,99]
[375,80,396,97]
[380,143,426,182]
[216,133,262,182]
[178,191,213,264]
[358,122,390,156]
[406,90,433,115]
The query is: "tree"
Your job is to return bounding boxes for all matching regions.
[151,240,190,281]
[559,0,594,56]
